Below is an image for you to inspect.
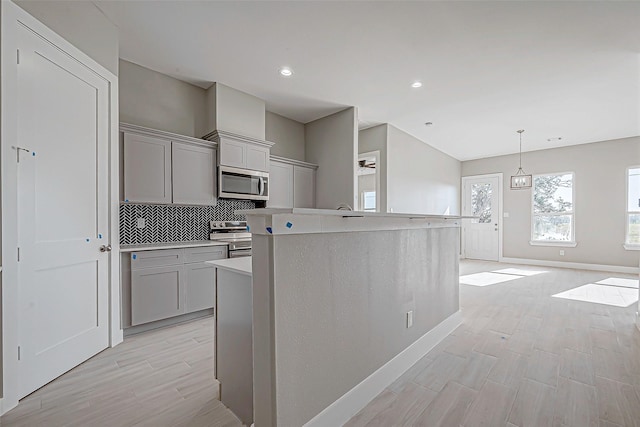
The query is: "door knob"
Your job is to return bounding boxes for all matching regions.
[99,244,112,252]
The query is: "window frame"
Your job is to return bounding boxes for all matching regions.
[624,165,640,250]
[530,171,577,247]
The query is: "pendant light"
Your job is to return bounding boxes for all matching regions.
[510,129,532,189]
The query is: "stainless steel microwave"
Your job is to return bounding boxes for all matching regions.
[218,165,269,201]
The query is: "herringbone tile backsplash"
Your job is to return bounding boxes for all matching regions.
[120,200,255,245]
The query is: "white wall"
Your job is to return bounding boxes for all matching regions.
[265,111,305,161]
[119,60,208,137]
[387,125,461,215]
[462,136,640,268]
[205,83,266,140]
[305,108,358,209]
[14,1,118,76]
[359,124,388,212]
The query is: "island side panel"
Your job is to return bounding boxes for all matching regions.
[216,268,254,426]
[271,226,460,426]
[252,234,278,427]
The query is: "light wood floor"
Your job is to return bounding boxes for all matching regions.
[0,317,243,427]
[2,261,639,427]
[346,260,640,427]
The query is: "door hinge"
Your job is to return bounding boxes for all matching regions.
[17,49,20,64]
[17,247,21,262]
[18,346,21,361]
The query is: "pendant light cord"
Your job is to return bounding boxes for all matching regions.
[519,131,522,169]
[517,129,525,171]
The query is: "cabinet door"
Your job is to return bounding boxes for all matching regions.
[294,165,316,208]
[246,144,270,172]
[219,140,247,169]
[184,262,216,313]
[131,265,184,325]
[267,161,293,208]
[172,142,216,205]
[124,133,172,203]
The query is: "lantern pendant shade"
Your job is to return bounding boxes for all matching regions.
[510,129,532,190]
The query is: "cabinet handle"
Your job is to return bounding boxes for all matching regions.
[100,244,112,252]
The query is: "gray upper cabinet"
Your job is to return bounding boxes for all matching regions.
[121,124,218,206]
[294,165,316,208]
[269,156,318,209]
[219,139,270,172]
[219,138,246,169]
[246,144,270,172]
[172,142,216,205]
[124,133,172,203]
[268,160,294,208]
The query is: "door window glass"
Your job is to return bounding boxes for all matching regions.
[472,183,492,223]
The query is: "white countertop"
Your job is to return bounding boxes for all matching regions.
[206,257,252,277]
[237,208,466,220]
[120,240,229,252]
[236,208,467,236]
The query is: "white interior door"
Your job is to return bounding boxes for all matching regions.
[463,175,501,261]
[17,22,110,398]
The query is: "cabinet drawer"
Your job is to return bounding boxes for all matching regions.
[184,245,228,263]
[131,249,184,269]
[131,265,184,326]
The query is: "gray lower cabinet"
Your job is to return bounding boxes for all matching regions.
[184,262,216,313]
[131,265,184,326]
[128,246,228,327]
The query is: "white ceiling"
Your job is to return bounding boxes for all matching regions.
[94,1,640,161]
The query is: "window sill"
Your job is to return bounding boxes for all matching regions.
[529,240,577,248]
[623,244,640,251]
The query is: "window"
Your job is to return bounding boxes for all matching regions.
[531,172,574,245]
[362,191,376,212]
[626,167,640,249]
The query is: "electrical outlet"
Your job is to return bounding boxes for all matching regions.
[559,249,565,256]
[137,218,146,229]
[406,311,414,328]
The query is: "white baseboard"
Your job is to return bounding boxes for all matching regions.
[303,311,463,427]
[500,257,639,275]
[0,396,19,417]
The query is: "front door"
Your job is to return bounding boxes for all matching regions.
[462,175,501,261]
[16,21,110,398]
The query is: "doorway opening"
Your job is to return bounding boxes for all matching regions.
[357,151,380,212]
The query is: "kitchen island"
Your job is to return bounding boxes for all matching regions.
[239,208,462,427]
[206,257,253,426]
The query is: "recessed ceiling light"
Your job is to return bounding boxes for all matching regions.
[280,67,293,77]
[411,81,423,88]
[547,137,563,142]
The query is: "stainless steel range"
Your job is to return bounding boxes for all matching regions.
[209,221,252,258]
